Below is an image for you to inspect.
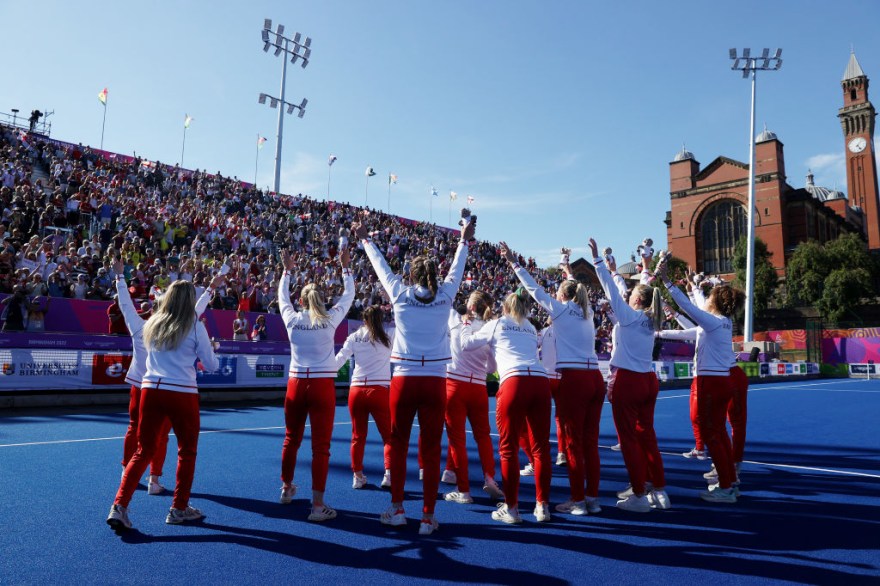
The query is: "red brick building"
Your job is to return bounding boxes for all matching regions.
[665,52,879,279]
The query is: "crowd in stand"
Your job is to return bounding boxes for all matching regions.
[0,125,622,347]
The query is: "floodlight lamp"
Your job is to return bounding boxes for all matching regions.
[277,24,284,36]
[258,94,267,104]
[263,42,270,52]
[270,98,278,108]
[742,48,751,58]
[262,30,269,43]
[742,68,750,79]
[729,48,736,60]
[302,48,311,60]
[304,37,312,48]
[264,19,272,31]
[775,59,783,70]
[290,54,299,65]
[299,98,308,109]
[294,32,302,44]
[297,108,305,119]
[773,48,782,59]
[274,45,283,57]
[287,104,295,114]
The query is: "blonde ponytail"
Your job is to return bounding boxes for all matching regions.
[301,284,330,326]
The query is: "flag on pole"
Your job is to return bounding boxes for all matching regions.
[449,191,457,202]
[389,173,398,185]
[184,114,193,128]
[467,195,475,205]
[98,88,108,106]
[257,135,267,149]
[431,186,438,197]
[328,155,337,166]
[365,167,376,177]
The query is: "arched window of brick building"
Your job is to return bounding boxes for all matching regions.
[699,200,747,274]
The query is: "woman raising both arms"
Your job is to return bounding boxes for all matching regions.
[277,243,354,522]
[352,212,475,536]
[507,242,604,515]
[589,238,669,512]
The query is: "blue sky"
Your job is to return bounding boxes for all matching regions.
[3,1,879,267]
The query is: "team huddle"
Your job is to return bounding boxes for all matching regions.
[106,213,747,536]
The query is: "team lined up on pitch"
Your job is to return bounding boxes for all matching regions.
[107,213,747,536]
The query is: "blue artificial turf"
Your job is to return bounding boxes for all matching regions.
[0,378,878,585]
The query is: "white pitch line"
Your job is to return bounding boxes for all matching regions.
[0,421,350,448]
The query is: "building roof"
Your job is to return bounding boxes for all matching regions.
[755,124,777,143]
[616,260,640,276]
[672,144,695,162]
[843,52,865,81]
[805,170,846,202]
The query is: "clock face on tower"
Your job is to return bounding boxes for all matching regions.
[849,137,868,153]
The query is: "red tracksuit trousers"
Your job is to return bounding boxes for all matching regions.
[115,387,200,510]
[496,375,552,508]
[444,379,496,493]
[348,384,392,473]
[281,377,336,492]
[695,374,736,488]
[123,385,173,476]
[609,368,665,496]
[555,369,605,500]
[728,366,748,463]
[389,376,447,515]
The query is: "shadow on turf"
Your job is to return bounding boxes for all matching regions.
[117,515,564,586]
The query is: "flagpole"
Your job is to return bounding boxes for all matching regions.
[448,197,452,227]
[181,126,187,167]
[254,135,260,186]
[430,190,433,223]
[327,166,331,200]
[387,178,391,213]
[100,99,107,151]
[364,176,369,207]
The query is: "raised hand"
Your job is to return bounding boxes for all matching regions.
[499,241,517,264]
[280,249,295,271]
[339,245,351,269]
[461,216,476,242]
[587,238,599,259]
[352,222,369,241]
[112,257,124,277]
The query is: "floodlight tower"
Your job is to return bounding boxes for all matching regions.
[260,19,311,194]
[729,48,782,343]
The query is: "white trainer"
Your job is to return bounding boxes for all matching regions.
[647,489,672,510]
[166,505,205,524]
[308,504,338,522]
[418,517,439,535]
[616,494,651,513]
[441,469,457,484]
[555,500,588,515]
[533,502,551,523]
[520,463,535,476]
[352,473,368,489]
[617,482,652,499]
[703,464,718,481]
[555,452,568,466]
[418,468,424,480]
[682,447,708,460]
[147,475,166,496]
[444,491,474,504]
[279,483,297,504]
[610,443,622,452]
[381,470,392,488]
[483,477,505,500]
[491,503,523,524]
[700,486,737,503]
[380,505,407,526]
[106,504,132,532]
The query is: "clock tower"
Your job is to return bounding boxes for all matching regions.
[839,51,880,249]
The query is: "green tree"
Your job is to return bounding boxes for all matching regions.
[784,233,877,323]
[732,237,778,316]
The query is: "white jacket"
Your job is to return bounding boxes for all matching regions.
[594,258,654,373]
[460,315,546,383]
[279,269,355,378]
[334,325,395,387]
[514,267,598,370]
[666,285,734,376]
[362,239,468,375]
[539,325,562,381]
[142,322,219,394]
[448,312,497,385]
[116,278,213,387]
